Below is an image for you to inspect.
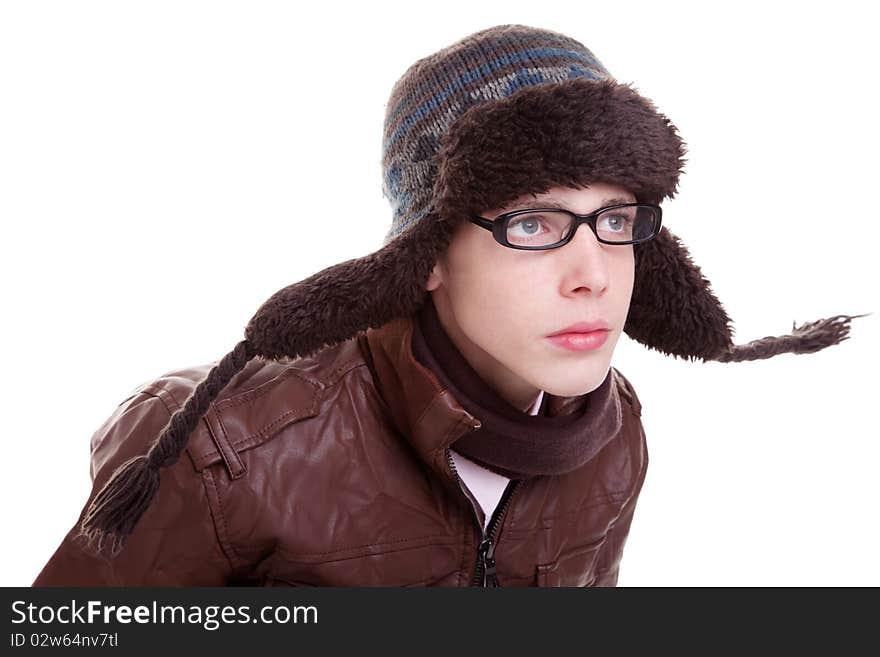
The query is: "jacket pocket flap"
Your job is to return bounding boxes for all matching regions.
[186,369,323,476]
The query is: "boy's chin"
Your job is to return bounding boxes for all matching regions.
[533,367,611,398]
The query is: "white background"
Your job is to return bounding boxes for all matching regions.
[2,0,877,587]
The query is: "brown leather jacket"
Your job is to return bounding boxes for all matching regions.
[32,313,648,587]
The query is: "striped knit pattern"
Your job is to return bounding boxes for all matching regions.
[380,24,612,246]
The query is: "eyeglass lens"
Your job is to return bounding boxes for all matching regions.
[506,206,657,248]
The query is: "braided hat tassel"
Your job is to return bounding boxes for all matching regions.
[713,313,871,363]
[76,211,453,555]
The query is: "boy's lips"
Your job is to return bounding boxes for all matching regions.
[546,320,611,336]
[546,329,610,352]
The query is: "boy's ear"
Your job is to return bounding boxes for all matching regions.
[425,254,446,292]
[426,259,445,292]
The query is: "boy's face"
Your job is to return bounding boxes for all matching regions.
[426,182,636,411]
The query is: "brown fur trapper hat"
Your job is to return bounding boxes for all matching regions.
[77,24,869,556]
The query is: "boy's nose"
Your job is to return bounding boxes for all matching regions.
[557,221,612,291]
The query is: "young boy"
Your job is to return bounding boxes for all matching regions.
[32,24,862,587]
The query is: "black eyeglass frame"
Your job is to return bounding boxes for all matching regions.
[467,202,663,250]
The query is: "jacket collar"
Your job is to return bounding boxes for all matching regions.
[358,314,588,484]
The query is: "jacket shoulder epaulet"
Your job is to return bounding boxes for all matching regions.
[611,367,643,418]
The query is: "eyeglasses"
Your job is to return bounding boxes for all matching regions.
[468,202,663,250]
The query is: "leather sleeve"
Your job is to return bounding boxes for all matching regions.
[593,370,649,587]
[592,440,648,587]
[32,391,234,586]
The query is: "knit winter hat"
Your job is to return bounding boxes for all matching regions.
[78,24,868,556]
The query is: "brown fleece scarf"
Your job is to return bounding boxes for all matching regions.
[410,296,623,479]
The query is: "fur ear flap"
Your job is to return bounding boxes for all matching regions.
[627,226,734,361]
[244,210,456,361]
[627,226,870,362]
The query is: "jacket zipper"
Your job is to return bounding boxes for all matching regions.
[445,445,523,587]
